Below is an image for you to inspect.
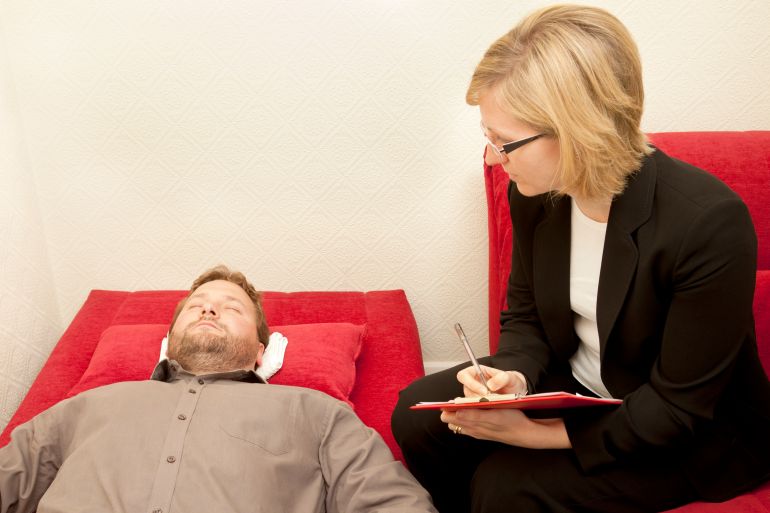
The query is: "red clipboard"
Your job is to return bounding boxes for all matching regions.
[410,391,621,412]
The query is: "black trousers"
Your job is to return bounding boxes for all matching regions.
[391,359,698,513]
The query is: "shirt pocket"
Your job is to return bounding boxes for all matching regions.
[216,394,294,456]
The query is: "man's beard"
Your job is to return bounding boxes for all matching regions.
[167,325,258,374]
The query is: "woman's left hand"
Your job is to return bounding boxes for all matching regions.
[441,408,571,449]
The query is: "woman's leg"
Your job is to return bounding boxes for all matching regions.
[391,357,591,512]
[394,362,698,513]
[392,359,500,513]
[470,445,698,513]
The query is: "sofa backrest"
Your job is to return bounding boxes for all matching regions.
[648,132,770,269]
[484,131,770,375]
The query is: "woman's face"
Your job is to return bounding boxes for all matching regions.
[479,92,561,197]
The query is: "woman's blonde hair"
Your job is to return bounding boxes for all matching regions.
[467,4,652,198]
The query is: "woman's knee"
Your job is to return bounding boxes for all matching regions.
[470,448,576,513]
[391,369,457,446]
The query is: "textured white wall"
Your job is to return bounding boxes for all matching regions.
[0,22,61,427]
[1,0,768,428]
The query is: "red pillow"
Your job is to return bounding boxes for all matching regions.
[267,323,365,405]
[67,322,365,406]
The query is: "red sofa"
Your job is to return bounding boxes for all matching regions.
[0,289,426,463]
[484,131,770,511]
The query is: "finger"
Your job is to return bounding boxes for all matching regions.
[457,366,484,382]
[468,378,490,396]
[457,368,489,396]
[447,423,467,435]
[479,364,503,375]
[454,409,482,424]
[477,365,507,391]
[462,385,479,398]
[486,371,512,393]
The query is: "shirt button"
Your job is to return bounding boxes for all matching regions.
[188,388,196,394]
[198,378,205,385]
[152,509,162,513]
[166,456,176,463]
[178,414,187,420]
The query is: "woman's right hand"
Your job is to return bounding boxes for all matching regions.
[456,365,528,398]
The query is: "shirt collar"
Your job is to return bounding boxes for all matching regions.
[151,359,266,384]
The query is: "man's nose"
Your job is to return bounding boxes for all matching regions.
[202,302,217,316]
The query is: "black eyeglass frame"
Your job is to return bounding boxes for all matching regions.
[481,122,545,156]
[498,133,545,154]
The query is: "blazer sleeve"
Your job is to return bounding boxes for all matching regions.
[493,184,555,389]
[565,196,758,470]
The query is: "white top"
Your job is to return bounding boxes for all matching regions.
[568,198,613,398]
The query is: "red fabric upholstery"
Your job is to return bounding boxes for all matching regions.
[265,323,364,404]
[0,290,425,463]
[65,323,169,397]
[485,148,515,355]
[756,271,770,376]
[484,131,770,511]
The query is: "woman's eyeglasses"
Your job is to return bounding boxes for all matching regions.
[481,122,544,158]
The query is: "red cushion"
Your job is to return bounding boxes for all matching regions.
[67,322,364,406]
[66,324,165,396]
[268,323,364,406]
[484,156,514,354]
[665,481,770,512]
[755,271,770,377]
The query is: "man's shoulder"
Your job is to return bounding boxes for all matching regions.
[239,382,351,407]
[73,379,163,395]
[215,382,355,420]
[62,379,169,407]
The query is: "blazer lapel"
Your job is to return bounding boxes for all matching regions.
[596,153,657,354]
[533,195,574,352]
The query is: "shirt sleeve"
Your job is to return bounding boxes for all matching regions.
[0,408,62,513]
[319,401,437,513]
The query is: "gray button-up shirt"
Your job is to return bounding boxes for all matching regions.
[0,361,436,513]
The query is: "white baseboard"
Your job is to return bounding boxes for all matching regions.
[423,361,462,375]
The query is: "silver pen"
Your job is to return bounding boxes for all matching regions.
[454,323,492,397]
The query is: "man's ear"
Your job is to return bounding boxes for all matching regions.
[255,342,266,368]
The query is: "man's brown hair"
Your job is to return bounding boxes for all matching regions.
[169,265,270,347]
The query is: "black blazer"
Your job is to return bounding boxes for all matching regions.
[494,148,770,499]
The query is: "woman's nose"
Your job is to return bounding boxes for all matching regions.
[484,144,507,166]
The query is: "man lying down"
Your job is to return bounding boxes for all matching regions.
[0,265,437,513]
